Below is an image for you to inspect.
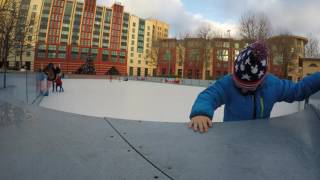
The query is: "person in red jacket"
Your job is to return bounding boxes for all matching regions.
[55,74,64,92]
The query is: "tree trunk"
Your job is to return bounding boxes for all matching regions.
[20,46,23,69]
[3,34,9,88]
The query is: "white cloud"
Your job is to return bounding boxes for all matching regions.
[218,0,320,40]
[96,0,238,38]
[96,0,320,42]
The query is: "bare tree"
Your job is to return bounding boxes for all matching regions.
[305,34,320,58]
[0,0,19,87]
[239,11,272,43]
[14,2,35,69]
[147,40,160,77]
[196,24,212,39]
[177,31,192,40]
[195,25,212,80]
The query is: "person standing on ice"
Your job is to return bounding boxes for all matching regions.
[55,73,64,92]
[188,40,320,133]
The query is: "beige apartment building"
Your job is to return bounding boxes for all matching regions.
[127,15,169,77]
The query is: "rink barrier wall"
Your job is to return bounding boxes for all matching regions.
[64,74,216,87]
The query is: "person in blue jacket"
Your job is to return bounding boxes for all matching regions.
[188,40,320,133]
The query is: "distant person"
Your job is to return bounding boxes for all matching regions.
[36,68,47,96]
[188,40,320,133]
[55,66,61,75]
[44,63,56,93]
[55,73,64,92]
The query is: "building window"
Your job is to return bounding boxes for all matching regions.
[111,57,117,62]
[178,69,182,77]
[234,43,239,49]
[137,67,141,76]
[59,46,66,51]
[145,68,148,77]
[91,48,98,54]
[81,48,89,53]
[223,42,230,48]
[162,68,166,75]
[273,54,283,65]
[189,49,199,61]
[48,53,56,59]
[37,52,45,58]
[217,50,228,62]
[48,45,56,50]
[119,58,125,64]
[129,67,134,76]
[58,53,66,59]
[195,70,200,79]
[187,69,192,79]
[102,50,109,61]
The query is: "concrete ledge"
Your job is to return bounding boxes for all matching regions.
[0,99,319,180]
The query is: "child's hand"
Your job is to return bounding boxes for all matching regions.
[188,116,212,133]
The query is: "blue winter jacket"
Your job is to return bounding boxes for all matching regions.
[190,73,320,121]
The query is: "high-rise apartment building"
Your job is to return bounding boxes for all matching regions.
[31,0,168,76]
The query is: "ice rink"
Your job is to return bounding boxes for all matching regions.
[40,79,302,122]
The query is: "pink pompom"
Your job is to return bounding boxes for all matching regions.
[251,40,269,61]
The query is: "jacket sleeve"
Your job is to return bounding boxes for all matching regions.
[276,72,320,103]
[189,79,227,120]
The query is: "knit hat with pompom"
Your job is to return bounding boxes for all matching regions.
[232,40,269,89]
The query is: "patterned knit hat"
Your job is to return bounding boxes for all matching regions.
[232,41,268,89]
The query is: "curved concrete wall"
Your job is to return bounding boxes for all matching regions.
[0,97,319,180]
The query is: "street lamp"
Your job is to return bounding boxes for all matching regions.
[227,30,232,74]
[227,30,231,38]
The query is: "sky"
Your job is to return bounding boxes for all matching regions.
[96,0,320,40]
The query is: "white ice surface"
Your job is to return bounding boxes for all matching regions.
[40,79,303,123]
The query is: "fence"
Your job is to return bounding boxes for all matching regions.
[0,70,44,104]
